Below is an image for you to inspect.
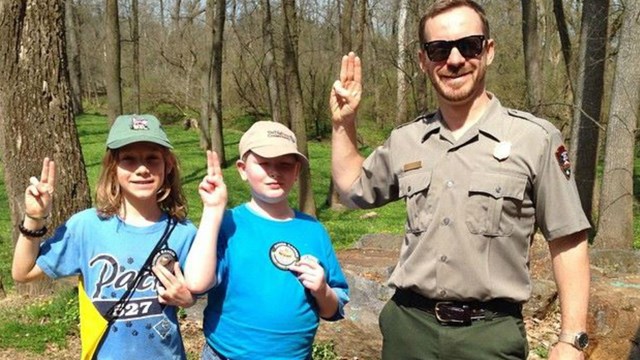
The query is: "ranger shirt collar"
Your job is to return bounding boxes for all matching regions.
[420,93,506,143]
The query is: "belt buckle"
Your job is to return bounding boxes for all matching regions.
[434,301,470,325]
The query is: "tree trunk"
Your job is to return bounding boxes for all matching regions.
[199,0,215,151]
[0,0,92,295]
[569,0,608,224]
[340,0,354,53]
[210,0,226,164]
[395,0,409,125]
[282,0,316,216]
[105,0,122,124]
[355,0,367,55]
[160,0,166,29]
[172,0,182,28]
[595,1,640,250]
[65,0,83,115]
[131,0,141,114]
[521,0,543,116]
[551,0,573,94]
[261,0,282,124]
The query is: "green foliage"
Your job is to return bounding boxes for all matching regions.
[312,340,338,360]
[0,288,79,352]
[224,111,260,133]
[532,344,549,358]
[147,103,197,125]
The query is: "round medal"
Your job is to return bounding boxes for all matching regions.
[269,242,300,270]
[152,249,178,273]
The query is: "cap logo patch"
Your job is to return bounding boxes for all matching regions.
[131,117,149,130]
[555,145,571,179]
[269,242,300,270]
[267,130,295,144]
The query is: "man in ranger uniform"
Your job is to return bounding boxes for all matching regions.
[329,0,590,359]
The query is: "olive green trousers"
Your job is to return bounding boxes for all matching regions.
[378,297,529,360]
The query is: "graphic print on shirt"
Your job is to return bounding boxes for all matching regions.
[88,253,174,339]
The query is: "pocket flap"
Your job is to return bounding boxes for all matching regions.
[468,172,526,200]
[398,170,432,197]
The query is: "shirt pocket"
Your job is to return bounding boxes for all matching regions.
[465,172,527,237]
[398,170,432,233]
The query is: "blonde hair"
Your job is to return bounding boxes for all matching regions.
[95,147,188,220]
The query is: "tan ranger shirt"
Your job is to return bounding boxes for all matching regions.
[347,96,590,302]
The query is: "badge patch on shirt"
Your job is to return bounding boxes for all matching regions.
[152,249,177,273]
[403,161,422,172]
[555,145,571,179]
[269,242,300,270]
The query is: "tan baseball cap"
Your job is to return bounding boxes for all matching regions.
[239,121,308,166]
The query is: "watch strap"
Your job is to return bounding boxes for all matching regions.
[558,332,588,350]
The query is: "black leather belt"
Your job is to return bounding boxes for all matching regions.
[393,289,522,326]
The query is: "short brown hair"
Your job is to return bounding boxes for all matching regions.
[418,0,490,44]
[95,147,188,221]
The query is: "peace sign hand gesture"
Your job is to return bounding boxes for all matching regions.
[330,52,362,126]
[198,150,227,211]
[24,158,56,220]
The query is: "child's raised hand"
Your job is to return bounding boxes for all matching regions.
[289,257,328,296]
[199,150,227,209]
[24,158,56,220]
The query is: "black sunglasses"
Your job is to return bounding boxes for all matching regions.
[423,35,486,62]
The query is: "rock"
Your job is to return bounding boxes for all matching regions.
[321,234,640,360]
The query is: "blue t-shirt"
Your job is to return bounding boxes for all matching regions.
[36,208,196,360]
[203,204,349,360]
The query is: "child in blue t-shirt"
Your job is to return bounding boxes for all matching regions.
[12,114,202,360]
[185,121,349,360]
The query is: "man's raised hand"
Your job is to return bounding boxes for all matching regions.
[330,52,362,125]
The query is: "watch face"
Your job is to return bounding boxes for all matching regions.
[576,333,589,349]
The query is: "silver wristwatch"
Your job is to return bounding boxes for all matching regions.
[558,331,589,350]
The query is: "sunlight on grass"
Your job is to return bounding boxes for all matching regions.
[0,288,78,352]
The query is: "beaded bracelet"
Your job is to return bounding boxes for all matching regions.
[18,220,48,238]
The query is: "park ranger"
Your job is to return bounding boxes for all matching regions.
[329,0,591,359]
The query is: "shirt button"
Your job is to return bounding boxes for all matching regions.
[442,217,451,225]
[446,180,454,188]
[439,290,447,297]
[440,255,447,262]
[495,186,502,193]
[407,186,412,192]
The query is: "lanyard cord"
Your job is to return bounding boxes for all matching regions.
[104,217,177,322]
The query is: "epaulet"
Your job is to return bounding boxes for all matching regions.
[506,108,556,134]
[394,111,437,130]
[506,108,537,120]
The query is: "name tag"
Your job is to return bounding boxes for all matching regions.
[403,161,422,172]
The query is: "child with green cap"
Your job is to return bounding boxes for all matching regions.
[12,114,202,359]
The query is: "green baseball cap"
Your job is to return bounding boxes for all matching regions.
[106,114,173,149]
